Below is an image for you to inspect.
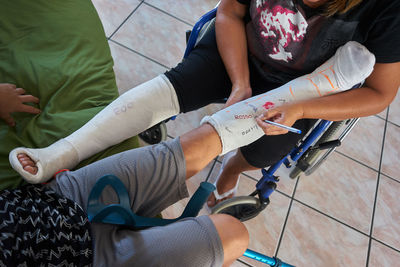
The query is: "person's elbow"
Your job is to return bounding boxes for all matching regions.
[363,84,397,115]
[380,86,398,108]
[364,62,400,113]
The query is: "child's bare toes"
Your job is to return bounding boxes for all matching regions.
[17,153,38,175]
[23,165,38,175]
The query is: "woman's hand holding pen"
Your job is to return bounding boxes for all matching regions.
[256,103,304,135]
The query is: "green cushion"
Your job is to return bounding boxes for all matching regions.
[0,0,138,190]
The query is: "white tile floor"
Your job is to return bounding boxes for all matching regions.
[92,0,400,265]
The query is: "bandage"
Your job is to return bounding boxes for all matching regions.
[201,41,375,155]
[9,74,180,183]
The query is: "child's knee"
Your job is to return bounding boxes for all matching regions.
[209,213,249,258]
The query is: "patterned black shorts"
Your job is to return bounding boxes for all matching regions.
[0,184,93,266]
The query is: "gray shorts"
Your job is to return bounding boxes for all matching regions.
[46,138,224,267]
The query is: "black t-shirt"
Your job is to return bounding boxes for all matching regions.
[237,0,400,84]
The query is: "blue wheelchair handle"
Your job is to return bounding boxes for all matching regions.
[87,175,215,229]
[244,249,295,267]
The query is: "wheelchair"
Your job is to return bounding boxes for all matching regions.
[136,6,360,266]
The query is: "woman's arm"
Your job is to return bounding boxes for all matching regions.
[256,62,400,135]
[216,0,251,107]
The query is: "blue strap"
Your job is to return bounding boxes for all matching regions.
[180,181,215,218]
[87,174,215,229]
[87,175,131,223]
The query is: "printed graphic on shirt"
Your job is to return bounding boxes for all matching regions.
[256,0,307,62]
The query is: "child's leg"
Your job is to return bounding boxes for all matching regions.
[45,138,187,217]
[88,213,247,266]
[202,41,375,154]
[33,128,241,267]
[44,130,245,267]
[10,74,180,183]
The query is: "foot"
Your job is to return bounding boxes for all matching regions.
[207,170,240,208]
[206,149,260,208]
[9,139,79,184]
[16,153,38,175]
[207,151,241,208]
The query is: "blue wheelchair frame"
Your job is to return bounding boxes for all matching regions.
[87,7,356,267]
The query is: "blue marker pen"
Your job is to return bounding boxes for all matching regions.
[263,120,302,134]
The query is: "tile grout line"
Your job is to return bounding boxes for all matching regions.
[334,150,380,173]
[291,196,400,251]
[332,115,400,178]
[375,111,400,128]
[371,236,400,254]
[326,148,399,186]
[381,101,400,128]
[274,177,299,258]
[293,197,371,237]
[380,172,400,184]
[107,1,143,40]
[366,106,390,267]
[386,119,400,129]
[109,39,171,69]
[237,258,254,266]
[374,114,386,121]
[143,2,194,27]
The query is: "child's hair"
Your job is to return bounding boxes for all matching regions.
[324,0,363,16]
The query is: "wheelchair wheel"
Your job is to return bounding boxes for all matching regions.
[288,166,303,180]
[289,119,355,179]
[138,122,167,145]
[211,196,266,222]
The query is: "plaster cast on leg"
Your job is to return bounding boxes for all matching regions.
[65,75,179,160]
[9,74,180,183]
[201,41,376,155]
[9,140,79,183]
